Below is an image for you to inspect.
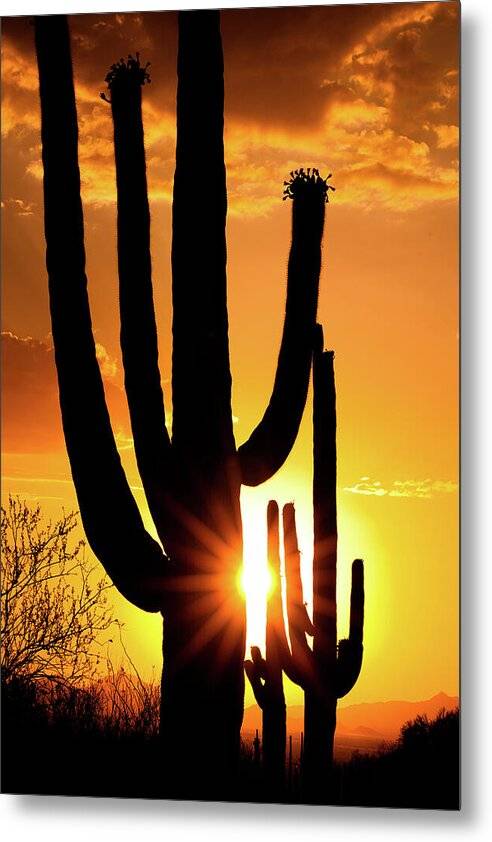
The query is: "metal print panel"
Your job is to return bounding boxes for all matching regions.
[1,2,460,808]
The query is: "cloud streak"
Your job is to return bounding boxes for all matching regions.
[344,477,458,499]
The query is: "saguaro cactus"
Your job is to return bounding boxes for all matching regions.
[245,501,290,799]
[34,12,330,797]
[282,324,365,801]
[246,327,364,802]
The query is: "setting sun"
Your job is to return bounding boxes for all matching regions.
[239,529,275,650]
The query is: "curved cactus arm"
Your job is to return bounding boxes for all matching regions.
[348,558,364,646]
[103,55,171,526]
[282,503,314,688]
[266,499,312,691]
[239,172,330,487]
[245,645,267,709]
[171,11,235,462]
[266,501,291,668]
[34,15,166,613]
[336,558,364,698]
[283,503,315,637]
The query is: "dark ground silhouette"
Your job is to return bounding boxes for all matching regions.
[1,674,459,808]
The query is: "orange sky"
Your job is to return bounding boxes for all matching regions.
[1,2,459,708]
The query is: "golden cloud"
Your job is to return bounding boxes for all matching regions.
[95,342,118,380]
[2,197,36,216]
[433,123,459,150]
[1,95,40,137]
[343,1,443,62]
[344,477,458,499]
[1,6,459,216]
[1,38,39,92]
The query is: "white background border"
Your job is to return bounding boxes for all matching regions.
[1,0,491,838]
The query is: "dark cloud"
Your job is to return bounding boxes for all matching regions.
[375,3,458,143]
[221,4,389,129]
[2,4,458,135]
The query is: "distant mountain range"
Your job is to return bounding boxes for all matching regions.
[242,691,459,749]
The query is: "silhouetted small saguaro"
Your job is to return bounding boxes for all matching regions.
[281,325,365,802]
[34,12,331,798]
[288,734,293,795]
[245,501,290,799]
[253,728,261,765]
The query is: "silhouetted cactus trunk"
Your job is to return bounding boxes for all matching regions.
[262,502,287,798]
[304,325,338,794]
[35,11,328,799]
[104,16,243,798]
[162,13,244,798]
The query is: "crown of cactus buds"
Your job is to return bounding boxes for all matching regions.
[283,168,335,203]
[101,53,151,101]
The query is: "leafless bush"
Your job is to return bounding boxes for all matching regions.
[1,496,114,686]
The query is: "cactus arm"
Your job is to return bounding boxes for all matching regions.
[336,558,364,698]
[266,501,292,682]
[104,56,171,523]
[283,503,315,638]
[282,502,314,687]
[238,174,328,487]
[312,325,338,673]
[244,645,267,709]
[171,11,235,462]
[34,15,165,613]
[348,557,364,647]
